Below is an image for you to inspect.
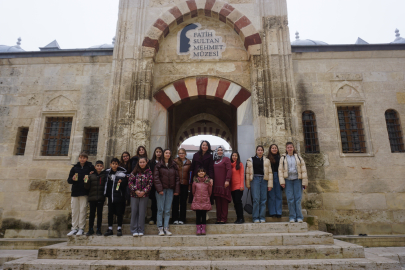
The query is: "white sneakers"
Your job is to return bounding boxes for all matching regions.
[260,220,266,223]
[178,221,184,225]
[133,233,139,237]
[289,219,295,223]
[164,227,172,236]
[173,220,179,225]
[67,229,78,236]
[254,220,260,223]
[158,227,165,236]
[138,233,144,236]
[297,219,303,223]
[76,229,84,236]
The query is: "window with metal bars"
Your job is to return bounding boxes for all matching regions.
[385,109,404,153]
[302,111,320,153]
[337,106,367,153]
[15,127,29,155]
[41,117,72,156]
[83,127,99,155]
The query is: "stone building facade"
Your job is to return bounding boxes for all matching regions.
[0,0,404,237]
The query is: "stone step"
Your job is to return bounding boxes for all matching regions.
[4,256,401,270]
[0,238,67,250]
[98,222,308,235]
[37,240,364,261]
[67,231,334,247]
[0,250,37,268]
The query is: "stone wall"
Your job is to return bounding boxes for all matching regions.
[293,50,405,235]
[0,56,113,236]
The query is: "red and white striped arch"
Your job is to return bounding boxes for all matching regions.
[154,77,251,109]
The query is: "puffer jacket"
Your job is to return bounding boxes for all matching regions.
[191,176,212,211]
[245,157,273,188]
[128,169,153,198]
[67,161,95,197]
[154,161,180,194]
[278,154,308,186]
[174,158,192,185]
[84,170,106,201]
[104,167,128,203]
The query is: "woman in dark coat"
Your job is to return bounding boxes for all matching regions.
[189,141,214,203]
[213,145,232,224]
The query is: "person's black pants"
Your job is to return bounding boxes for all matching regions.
[172,184,189,222]
[89,200,104,229]
[196,210,207,225]
[108,197,125,227]
[149,185,157,222]
[231,189,244,221]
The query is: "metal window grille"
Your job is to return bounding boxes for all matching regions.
[385,110,404,153]
[41,117,72,156]
[302,111,320,153]
[337,106,367,153]
[83,128,99,155]
[16,127,29,155]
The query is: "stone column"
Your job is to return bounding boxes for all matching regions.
[105,0,154,160]
[251,0,298,151]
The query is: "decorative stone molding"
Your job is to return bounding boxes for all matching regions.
[153,76,251,109]
[142,0,262,57]
[332,81,364,102]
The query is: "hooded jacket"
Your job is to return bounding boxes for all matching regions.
[84,170,107,202]
[67,161,95,197]
[245,157,273,188]
[174,157,192,185]
[191,176,212,211]
[278,154,308,186]
[104,166,128,203]
[153,161,180,194]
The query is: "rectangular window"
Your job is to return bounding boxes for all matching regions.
[83,127,99,155]
[302,111,320,153]
[337,106,367,153]
[15,127,29,155]
[41,117,72,156]
[385,110,405,153]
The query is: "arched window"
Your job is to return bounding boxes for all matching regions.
[302,111,320,153]
[385,110,404,153]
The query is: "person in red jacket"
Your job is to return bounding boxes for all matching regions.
[191,168,212,235]
[230,152,245,224]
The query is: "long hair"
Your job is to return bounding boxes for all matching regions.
[198,140,212,158]
[162,149,173,166]
[255,145,265,156]
[151,147,163,163]
[267,144,280,164]
[285,142,297,155]
[136,146,148,158]
[132,157,150,175]
[231,151,241,170]
[120,151,131,171]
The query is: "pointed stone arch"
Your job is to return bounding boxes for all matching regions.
[45,95,73,111]
[142,0,262,58]
[153,76,251,110]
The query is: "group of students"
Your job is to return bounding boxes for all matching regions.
[66,140,307,237]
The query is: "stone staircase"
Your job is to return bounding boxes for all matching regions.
[4,222,401,269]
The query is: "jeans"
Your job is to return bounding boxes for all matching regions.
[285,179,303,221]
[130,197,148,234]
[267,172,283,216]
[172,184,189,222]
[251,176,267,222]
[156,189,174,228]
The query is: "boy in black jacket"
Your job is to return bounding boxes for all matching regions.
[104,158,127,236]
[84,160,106,236]
[67,152,95,236]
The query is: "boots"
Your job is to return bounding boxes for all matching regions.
[201,224,206,235]
[196,225,201,235]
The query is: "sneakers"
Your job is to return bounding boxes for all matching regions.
[289,219,295,223]
[201,224,206,235]
[138,233,144,236]
[85,228,94,236]
[96,229,102,236]
[178,221,184,225]
[173,220,179,225]
[297,219,303,223]
[133,233,139,237]
[260,220,266,223]
[117,229,123,236]
[164,227,172,236]
[104,229,113,236]
[196,225,201,235]
[253,220,260,223]
[158,227,165,236]
[67,229,78,236]
[76,229,84,236]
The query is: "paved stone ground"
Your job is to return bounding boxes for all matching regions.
[365,247,405,269]
[0,250,38,270]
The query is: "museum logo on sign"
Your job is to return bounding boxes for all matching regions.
[177,23,226,59]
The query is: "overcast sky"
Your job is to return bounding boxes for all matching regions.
[1,0,404,51]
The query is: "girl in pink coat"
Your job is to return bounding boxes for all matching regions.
[191,168,212,235]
